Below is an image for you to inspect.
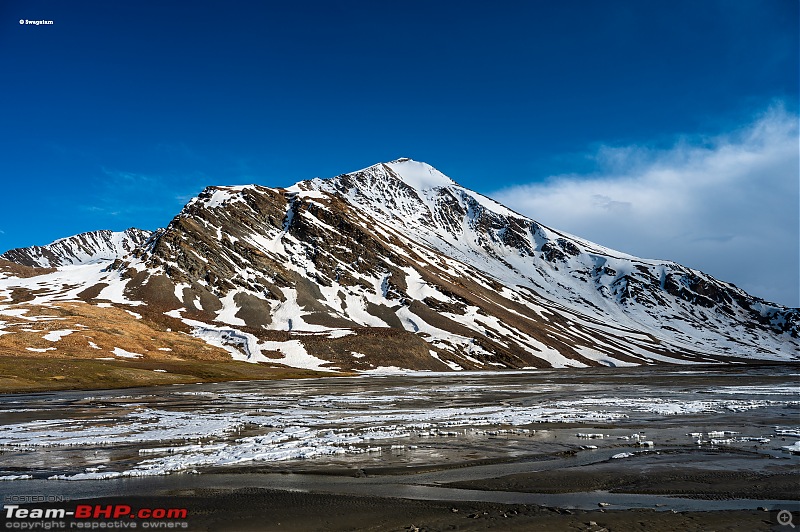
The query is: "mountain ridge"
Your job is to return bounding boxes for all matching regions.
[0,159,796,373]
[1,228,152,268]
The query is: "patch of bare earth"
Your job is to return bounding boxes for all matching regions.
[0,259,56,278]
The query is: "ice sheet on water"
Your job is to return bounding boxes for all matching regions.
[0,397,630,479]
[612,452,635,459]
[3,375,798,481]
[554,397,789,415]
[705,386,800,396]
[782,441,800,454]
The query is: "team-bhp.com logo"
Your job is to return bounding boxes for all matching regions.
[4,504,189,528]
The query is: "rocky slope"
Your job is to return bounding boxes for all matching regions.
[1,159,797,372]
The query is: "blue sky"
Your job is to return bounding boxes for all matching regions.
[1,1,798,306]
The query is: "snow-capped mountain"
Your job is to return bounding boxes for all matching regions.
[1,160,797,371]
[1,229,152,267]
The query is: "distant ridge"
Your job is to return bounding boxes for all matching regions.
[1,228,152,267]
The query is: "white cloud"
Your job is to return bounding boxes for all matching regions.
[492,105,799,307]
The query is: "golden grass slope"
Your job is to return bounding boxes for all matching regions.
[0,301,229,361]
[0,301,332,393]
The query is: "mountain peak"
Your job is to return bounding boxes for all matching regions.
[366,158,455,190]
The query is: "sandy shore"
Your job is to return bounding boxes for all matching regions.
[447,455,800,502]
[4,458,797,532]
[7,488,789,532]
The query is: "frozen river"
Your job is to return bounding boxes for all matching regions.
[0,365,798,510]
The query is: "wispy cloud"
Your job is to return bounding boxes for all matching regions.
[100,168,160,186]
[79,169,164,217]
[174,192,199,205]
[492,105,799,307]
[155,142,205,162]
[77,168,207,227]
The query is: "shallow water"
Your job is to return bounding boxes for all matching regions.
[0,365,798,509]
